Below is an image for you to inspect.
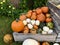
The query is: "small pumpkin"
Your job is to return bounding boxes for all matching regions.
[26,10,32,18]
[46,18,52,23]
[30,29,37,34]
[37,13,46,22]
[33,25,38,30]
[42,42,50,45]
[36,8,42,14]
[3,34,13,44]
[11,19,24,32]
[23,26,29,34]
[31,12,37,20]
[46,14,51,18]
[20,14,26,21]
[41,7,49,13]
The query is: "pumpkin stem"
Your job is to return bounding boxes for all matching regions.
[16,18,19,22]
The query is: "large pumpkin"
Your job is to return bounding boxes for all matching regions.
[11,19,24,32]
[37,13,46,22]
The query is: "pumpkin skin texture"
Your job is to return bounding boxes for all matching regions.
[41,7,49,13]
[20,14,27,21]
[42,42,50,45]
[46,18,52,23]
[26,10,32,18]
[3,34,13,44]
[37,14,46,22]
[11,20,24,32]
[31,12,37,20]
[36,8,42,14]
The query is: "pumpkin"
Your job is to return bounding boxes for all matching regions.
[34,25,38,30]
[46,18,52,23]
[31,12,37,20]
[23,26,29,34]
[46,14,51,18]
[22,39,40,45]
[37,13,46,22]
[28,24,33,29]
[36,8,42,14]
[26,10,32,18]
[11,19,24,32]
[3,34,13,44]
[20,14,26,21]
[41,7,49,13]
[42,42,50,45]
[30,29,37,34]
[53,43,59,45]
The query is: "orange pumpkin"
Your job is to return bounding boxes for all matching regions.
[26,10,32,18]
[46,18,52,23]
[34,25,38,30]
[20,14,26,21]
[37,13,46,22]
[36,8,42,14]
[11,19,24,32]
[31,12,37,20]
[41,7,49,13]
[42,42,50,45]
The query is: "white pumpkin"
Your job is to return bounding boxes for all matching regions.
[31,20,35,25]
[28,24,33,29]
[48,29,53,34]
[35,20,40,26]
[43,26,49,32]
[53,43,59,45]
[42,31,47,34]
[23,20,27,25]
[22,39,40,45]
[26,18,31,23]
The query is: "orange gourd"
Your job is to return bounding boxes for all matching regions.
[26,10,32,18]
[34,25,38,30]
[36,8,42,14]
[41,7,49,13]
[31,12,37,20]
[11,19,24,32]
[46,18,52,23]
[42,42,50,45]
[20,14,26,21]
[37,13,46,22]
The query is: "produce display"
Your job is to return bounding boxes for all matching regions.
[11,6,54,34]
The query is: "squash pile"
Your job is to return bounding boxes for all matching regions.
[11,6,54,34]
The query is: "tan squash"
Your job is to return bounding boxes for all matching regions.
[3,34,13,44]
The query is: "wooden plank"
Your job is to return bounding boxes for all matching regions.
[13,32,57,42]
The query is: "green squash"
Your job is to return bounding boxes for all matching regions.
[47,22,54,29]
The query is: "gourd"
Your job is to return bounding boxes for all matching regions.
[46,18,52,23]
[37,13,46,22]
[22,39,40,45]
[11,19,24,32]
[42,42,50,45]
[3,34,13,44]
[41,6,49,13]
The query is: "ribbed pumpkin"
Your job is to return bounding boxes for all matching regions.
[11,19,24,32]
[37,13,46,22]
